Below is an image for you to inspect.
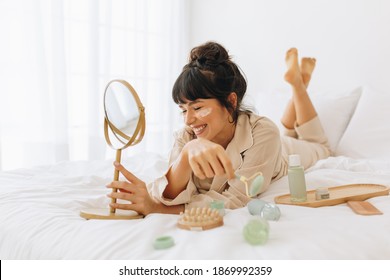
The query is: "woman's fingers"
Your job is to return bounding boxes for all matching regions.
[107,187,134,201]
[109,201,140,213]
[107,180,137,194]
[113,161,141,183]
[189,145,234,179]
[106,163,156,216]
[217,153,235,179]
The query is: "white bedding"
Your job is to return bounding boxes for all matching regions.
[1,153,389,260]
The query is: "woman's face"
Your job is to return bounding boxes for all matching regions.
[179,98,235,148]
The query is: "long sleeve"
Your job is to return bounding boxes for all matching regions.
[148,113,284,209]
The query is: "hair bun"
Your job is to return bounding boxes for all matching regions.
[190,41,229,69]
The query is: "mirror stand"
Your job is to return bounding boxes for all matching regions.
[80,149,143,220]
[80,80,145,220]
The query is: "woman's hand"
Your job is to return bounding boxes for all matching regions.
[106,162,159,216]
[183,138,235,180]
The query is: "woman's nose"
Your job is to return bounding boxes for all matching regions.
[184,110,196,125]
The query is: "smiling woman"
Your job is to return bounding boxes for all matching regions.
[178,99,235,148]
[107,41,332,214]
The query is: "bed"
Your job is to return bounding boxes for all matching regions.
[1,86,390,260]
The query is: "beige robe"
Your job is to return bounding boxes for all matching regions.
[148,112,330,209]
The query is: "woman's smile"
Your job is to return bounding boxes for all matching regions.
[191,124,207,136]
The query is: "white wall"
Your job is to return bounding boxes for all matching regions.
[189,0,390,120]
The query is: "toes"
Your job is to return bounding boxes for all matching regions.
[286,48,298,59]
[287,47,298,53]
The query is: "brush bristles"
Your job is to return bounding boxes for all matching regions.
[178,207,223,229]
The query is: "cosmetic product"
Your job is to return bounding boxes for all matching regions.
[210,200,225,216]
[247,199,281,221]
[243,218,269,245]
[288,154,307,202]
[236,172,264,197]
[315,187,330,200]
[260,203,281,221]
[153,236,174,250]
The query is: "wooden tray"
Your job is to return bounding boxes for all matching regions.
[274,184,389,207]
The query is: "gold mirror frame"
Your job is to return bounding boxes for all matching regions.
[80,80,145,220]
[103,79,145,150]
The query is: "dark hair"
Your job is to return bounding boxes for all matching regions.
[172,41,248,124]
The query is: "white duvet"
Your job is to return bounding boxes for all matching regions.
[1,153,389,259]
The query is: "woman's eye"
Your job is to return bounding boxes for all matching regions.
[194,107,202,111]
[180,110,187,115]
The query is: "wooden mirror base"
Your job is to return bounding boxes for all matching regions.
[80,208,143,220]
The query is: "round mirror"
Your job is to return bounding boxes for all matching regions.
[104,80,145,150]
[80,79,145,220]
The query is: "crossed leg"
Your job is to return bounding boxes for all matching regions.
[281,48,317,131]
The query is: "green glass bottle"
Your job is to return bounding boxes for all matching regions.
[288,154,307,202]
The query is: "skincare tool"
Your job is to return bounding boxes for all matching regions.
[177,207,223,231]
[236,172,264,197]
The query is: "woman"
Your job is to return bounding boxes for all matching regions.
[107,42,330,215]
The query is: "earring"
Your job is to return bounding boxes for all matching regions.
[228,114,234,123]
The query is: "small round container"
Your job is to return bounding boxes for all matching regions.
[210,200,225,216]
[153,236,174,250]
[247,200,281,221]
[247,199,267,216]
[243,218,269,245]
[315,187,330,200]
[260,203,281,221]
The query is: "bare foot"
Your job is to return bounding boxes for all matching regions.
[300,57,316,88]
[284,48,304,87]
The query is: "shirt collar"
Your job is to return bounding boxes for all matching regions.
[211,113,254,190]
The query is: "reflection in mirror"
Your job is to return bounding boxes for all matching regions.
[104,80,145,150]
[105,82,139,138]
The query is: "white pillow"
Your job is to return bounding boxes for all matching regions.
[311,87,362,153]
[253,87,362,154]
[335,86,390,159]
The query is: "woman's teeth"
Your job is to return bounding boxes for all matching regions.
[193,124,207,134]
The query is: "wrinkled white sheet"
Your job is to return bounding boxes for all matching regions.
[0,154,389,259]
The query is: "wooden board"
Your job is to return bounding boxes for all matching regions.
[274,184,389,207]
[80,208,143,220]
[347,201,383,215]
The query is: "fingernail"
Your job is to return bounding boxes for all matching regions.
[114,161,120,166]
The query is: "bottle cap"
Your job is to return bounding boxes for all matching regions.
[289,154,301,167]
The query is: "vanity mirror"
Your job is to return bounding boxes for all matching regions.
[80,80,145,220]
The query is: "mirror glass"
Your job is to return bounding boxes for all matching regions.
[104,80,145,150]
